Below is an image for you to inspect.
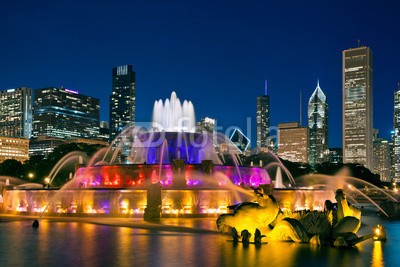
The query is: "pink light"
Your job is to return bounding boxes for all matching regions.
[65,88,79,94]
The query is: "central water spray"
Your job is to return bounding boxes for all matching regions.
[152,91,196,132]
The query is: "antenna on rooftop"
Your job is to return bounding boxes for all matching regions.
[264,80,268,95]
[299,90,302,126]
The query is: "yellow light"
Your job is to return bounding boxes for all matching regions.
[375,228,380,236]
[373,225,387,241]
[44,177,50,184]
[120,200,129,207]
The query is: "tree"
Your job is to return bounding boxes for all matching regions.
[0,159,23,178]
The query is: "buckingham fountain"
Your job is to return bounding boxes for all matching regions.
[0,92,389,246]
[2,92,272,218]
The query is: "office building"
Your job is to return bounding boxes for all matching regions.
[98,121,110,143]
[342,46,373,170]
[0,87,32,139]
[256,81,270,148]
[109,65,136,141]
[328,148,343,164]
[197,117,216,133]
[373,137,391,182]
[308,80,328,165]
[0,136,29,163]
[29,136,66,158]
[278,122,309,163]
[33,87,100,139]
[393,85,400,182]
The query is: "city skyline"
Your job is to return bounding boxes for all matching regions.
[1,1,400,148]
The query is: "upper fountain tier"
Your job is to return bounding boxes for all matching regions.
[152,91,196,132]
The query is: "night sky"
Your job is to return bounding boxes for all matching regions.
[1,0,399,148]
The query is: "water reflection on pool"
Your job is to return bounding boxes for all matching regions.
[0,216,399,266]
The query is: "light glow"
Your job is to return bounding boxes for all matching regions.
[65,88,78,94]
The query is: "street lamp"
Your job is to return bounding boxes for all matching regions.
[28,173,34,179]
[44,177,50,188]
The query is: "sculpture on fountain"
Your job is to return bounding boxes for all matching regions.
[217,188,371,247]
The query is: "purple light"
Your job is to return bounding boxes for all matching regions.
[65,88,78,94]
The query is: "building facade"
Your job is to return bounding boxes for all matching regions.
[342,46,373,170]
[29,136,66,158]
[0,87,32,139]
[373,138,391,182]
[109,65,136,141]
[308,81,328,165]
[0,136,29,163]
[32,87,100,139]
[197,117,216,133]
[256,81,270,148]
[328,148,343,164]
[278,122,309,163]
[98,121,110,142]
[393,85,400,182]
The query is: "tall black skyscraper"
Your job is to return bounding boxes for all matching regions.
[109,65,136,141]
[256,81,270,148]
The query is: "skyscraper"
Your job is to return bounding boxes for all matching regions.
[109,65,136,141]
[33,87,100,139]
[393,84,400,182]
[0,87,32,139]
[278,122,309,163]
[373,137,391,182]
[308,80,328,165]
[256,80,270,148]
[342,46,373,170]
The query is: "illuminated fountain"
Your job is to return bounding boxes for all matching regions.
[2,91,393,235]
[1,92,270,217]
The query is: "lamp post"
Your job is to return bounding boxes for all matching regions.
[44,177,50,189]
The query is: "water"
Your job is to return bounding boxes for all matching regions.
[0,215,399,266]
[152,91,195,132]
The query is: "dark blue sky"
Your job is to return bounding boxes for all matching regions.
[1,0,399,148]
